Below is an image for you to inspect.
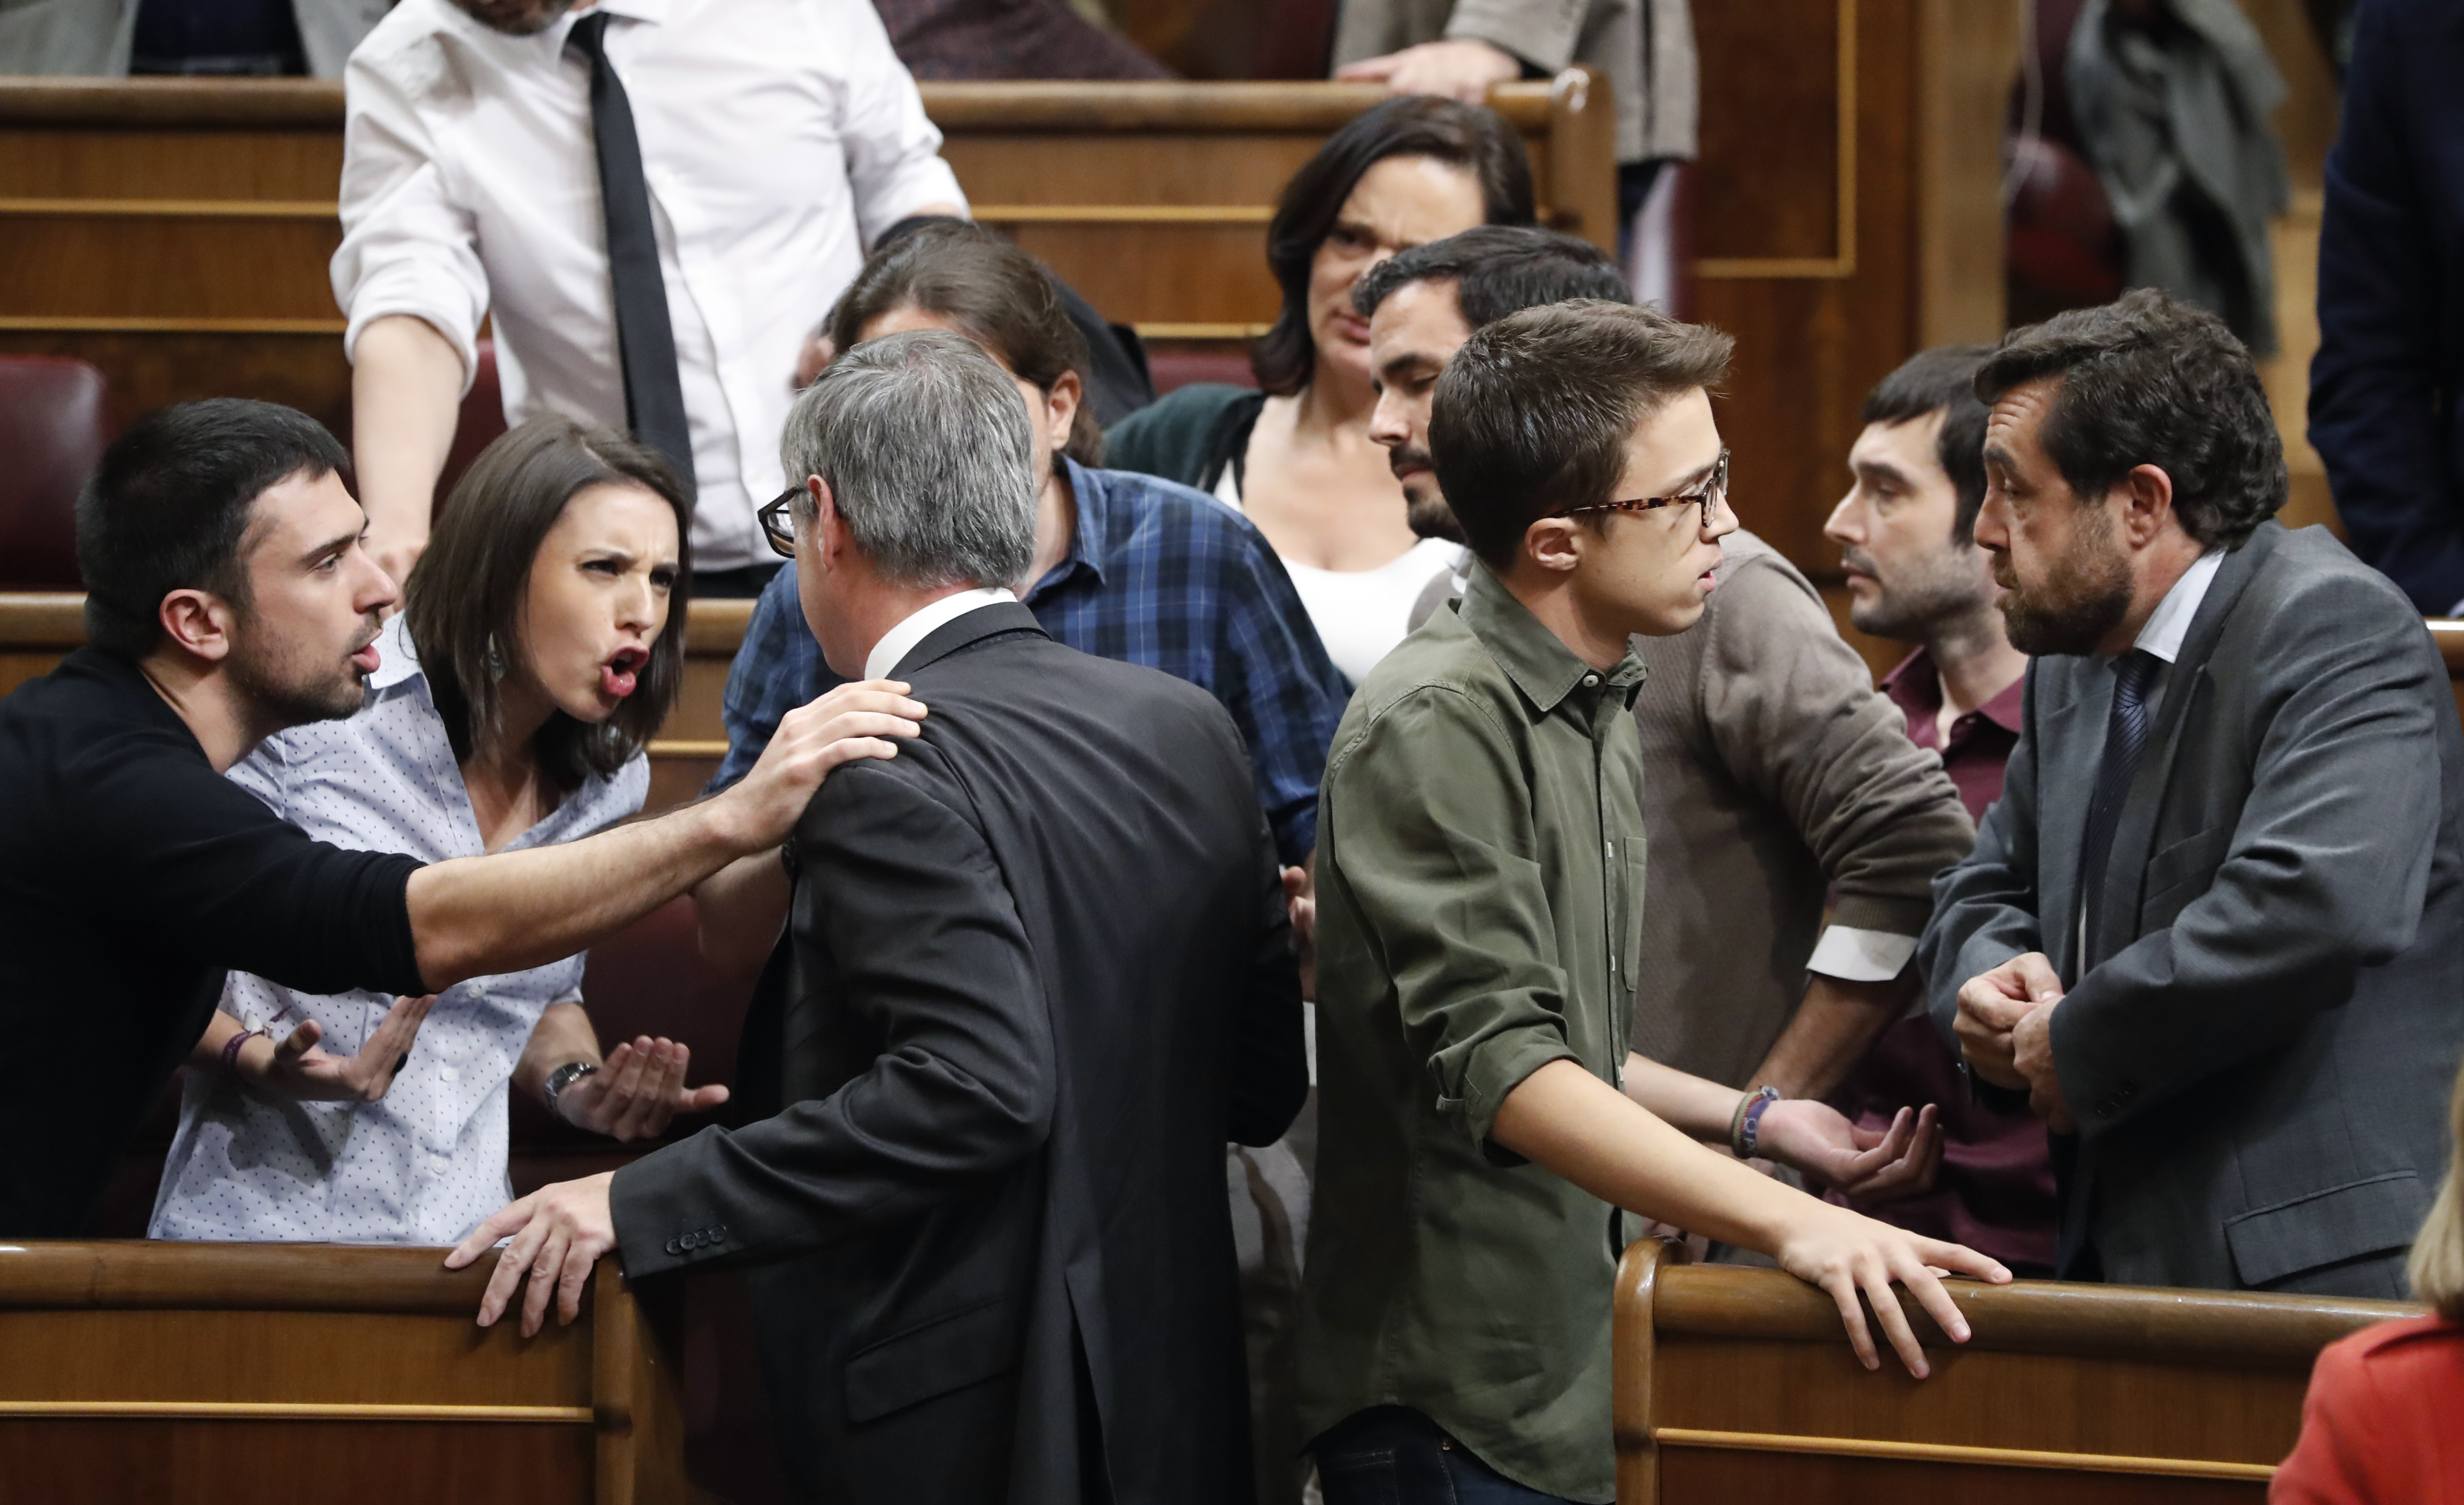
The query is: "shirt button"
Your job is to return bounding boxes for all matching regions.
[1582,674,1601,688]
[438,1066,459,1082]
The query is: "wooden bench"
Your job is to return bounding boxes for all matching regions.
[1613,1238,2419,1504]
[0,1241,710,1505]
[0,74,1614,435]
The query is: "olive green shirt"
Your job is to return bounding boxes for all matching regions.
[1295,565,1648,1504]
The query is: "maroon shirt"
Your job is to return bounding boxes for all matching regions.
[1826,649,2057,1272]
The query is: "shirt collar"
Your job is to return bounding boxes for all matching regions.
[2133,547,2226,666]
[1881,645,2025,735]
[1026,458,1107,601]
[1457,563,1647,716]
[865,587,1018,681]
[368,611,427,693]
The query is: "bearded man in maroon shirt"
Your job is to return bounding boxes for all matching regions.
[1821,347,2055,1274]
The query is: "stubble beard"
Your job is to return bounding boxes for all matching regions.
[227,614,377,735]
[1995,510,2134,657]
[1845,544,1993,642]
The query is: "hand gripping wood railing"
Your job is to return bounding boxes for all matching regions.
[0,1241,711,1505]
[1611,1237,2420,1503]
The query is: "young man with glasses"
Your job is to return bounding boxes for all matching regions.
[1297,299,2008,1505]
[1361,231,1976,1169]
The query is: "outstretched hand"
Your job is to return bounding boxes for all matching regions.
[554,1036,730,1142]
[1757,1100,1945,1200]
[261,994,436,1102]
[445,1172,618,1337]
[1774,1204,2011,1378]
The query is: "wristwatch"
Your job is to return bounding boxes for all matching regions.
[542,1060,601,1117]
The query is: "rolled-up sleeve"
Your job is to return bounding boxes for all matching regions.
[824,0,966,243]
[1699,554,1973,938]
[1324,687,1578,1155]
[331,48,489,392]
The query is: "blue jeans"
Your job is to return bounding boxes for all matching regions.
[1314,1407,1579,1505]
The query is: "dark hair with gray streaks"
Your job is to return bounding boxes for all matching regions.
[782,328,1036,590]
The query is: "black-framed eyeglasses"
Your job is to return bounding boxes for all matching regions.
[758,485,801,560]
[1556,448,1731,528]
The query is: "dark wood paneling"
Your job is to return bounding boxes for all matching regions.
[0,1418,598,1505]
[1692,0,1847,262]
[1694,0,1924,580]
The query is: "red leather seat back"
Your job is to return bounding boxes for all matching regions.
[432,339,509,517]
[0,356,112,590]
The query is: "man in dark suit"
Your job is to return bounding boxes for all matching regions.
[451,329,1309,1503]
[1924,288,2464,1300]
[2308,0,2464,614]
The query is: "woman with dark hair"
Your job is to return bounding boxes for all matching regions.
[1108,95,1535,683]
[707,221,1344,922]
[151,416,731,1246]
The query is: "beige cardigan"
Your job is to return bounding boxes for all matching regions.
[1330,0,1699,165]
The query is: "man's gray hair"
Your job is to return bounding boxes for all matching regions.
[780,328,1037,588]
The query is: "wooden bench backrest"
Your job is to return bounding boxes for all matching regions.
[1613,1238,2419,1505]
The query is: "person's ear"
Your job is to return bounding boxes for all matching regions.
[2116,463,2177,547]
[1522,515,1585,577]
[157,588,239,664]
[1044,370,1082,454]
[805,475,849,571]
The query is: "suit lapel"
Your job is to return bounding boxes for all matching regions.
[2087,525,2278,966]
[2031,663,2106,986]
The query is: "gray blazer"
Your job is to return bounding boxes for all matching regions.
[1921,522,2464,1298]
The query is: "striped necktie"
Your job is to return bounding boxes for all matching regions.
[2076,648,2161,967]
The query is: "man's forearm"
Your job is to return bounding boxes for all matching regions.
[351,313,463,557]
[1619,1051,1746,1141]
[1496,1059,1805,1253]
[408,801,746,992]
[514,1002,603,1103]
[689,849,790,979]
[1749,971,1917,1099]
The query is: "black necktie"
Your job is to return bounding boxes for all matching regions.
[568,12,694,494]
[2076,649,2162,964]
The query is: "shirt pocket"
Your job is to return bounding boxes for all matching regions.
[1615,836,1649,997]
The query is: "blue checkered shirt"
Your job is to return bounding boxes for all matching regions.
[710,458,1346,864]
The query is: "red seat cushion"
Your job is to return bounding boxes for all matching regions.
[0,356,112,590]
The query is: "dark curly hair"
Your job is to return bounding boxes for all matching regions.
[1252,96,1535,396]
[1975,288,2287,549]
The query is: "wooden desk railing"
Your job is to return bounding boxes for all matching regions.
[0,1241,710,1504]
[0,76,1615,430]
[1613,1239,2420,1505]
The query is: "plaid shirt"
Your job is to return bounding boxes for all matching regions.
[711,459,1347,864]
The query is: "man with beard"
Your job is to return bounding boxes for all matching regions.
[335,0,964,596]
[1370,229,1976,1131]
[1923,289,2464,1297]
[1819,347,2053,1275]
[0,399,920,1235]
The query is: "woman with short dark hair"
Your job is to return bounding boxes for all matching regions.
[150,416,730,1246]
[1108,96,1534,683]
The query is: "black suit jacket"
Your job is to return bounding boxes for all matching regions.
[611,603,1307,1505]
[1922,524,2464,1296]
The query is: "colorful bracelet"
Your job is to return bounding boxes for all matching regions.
[1730,1084,1781,1157]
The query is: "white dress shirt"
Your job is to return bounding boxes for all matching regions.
[148,615,648,1246]
[332,0,967,570]
[864,586,1017,680]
